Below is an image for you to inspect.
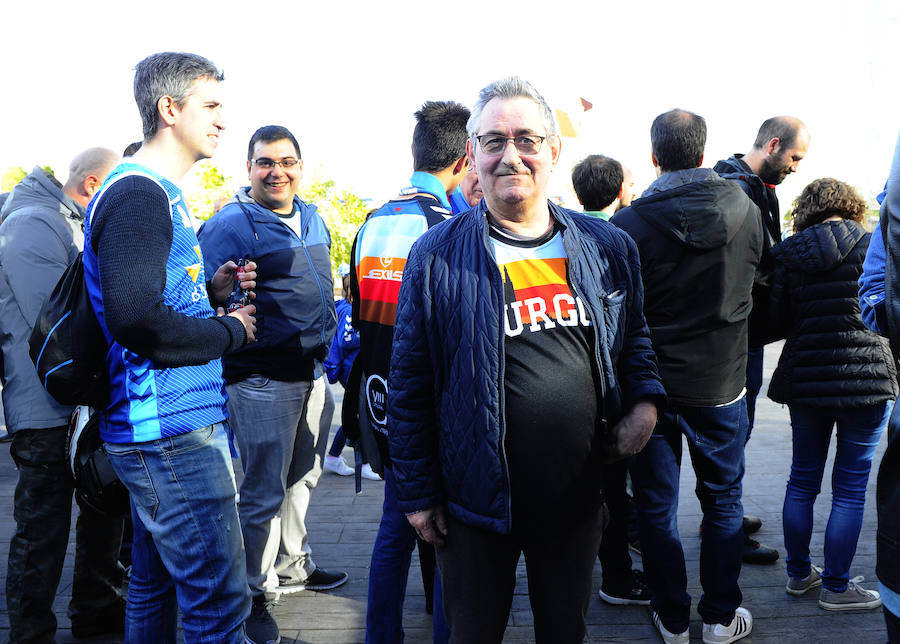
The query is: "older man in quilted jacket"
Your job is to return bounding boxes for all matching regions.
[387,77,666,644]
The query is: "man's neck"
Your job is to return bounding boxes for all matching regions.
[485,198,552,237]
[740,149,764,176]
[132,136,197,183]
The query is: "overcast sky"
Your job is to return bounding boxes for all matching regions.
[3,0,898,209]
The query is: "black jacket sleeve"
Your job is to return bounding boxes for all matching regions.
[91,176,246,367]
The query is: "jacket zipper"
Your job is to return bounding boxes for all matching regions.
[482,212,513,534]
[299,210,331,350]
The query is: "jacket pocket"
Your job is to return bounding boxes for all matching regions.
[601,290,626,356]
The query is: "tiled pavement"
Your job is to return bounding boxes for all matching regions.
[0,341,890,642]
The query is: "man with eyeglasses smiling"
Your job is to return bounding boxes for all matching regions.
[387,77,665,643]
[198,125,344,644]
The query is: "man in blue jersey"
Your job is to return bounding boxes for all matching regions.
[350,100,469,644]
[83,52,258,644]
[198,125,343,644]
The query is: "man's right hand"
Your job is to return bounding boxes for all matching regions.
[218,304,257,343]
[406,505,448,547]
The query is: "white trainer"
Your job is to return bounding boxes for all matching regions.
[324,455,353,476]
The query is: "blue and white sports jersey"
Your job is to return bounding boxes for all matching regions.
[84,162,229,443]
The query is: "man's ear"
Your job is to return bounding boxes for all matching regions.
[466,139,476,172]
[549,134,562,166]
[765,137,781,156]
[157,95,178,127]
[84,174,102,198]
[651,151,660,168]
[699,153,704,167]
[452,156,467,176]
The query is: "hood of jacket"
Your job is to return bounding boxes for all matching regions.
[0,166,84,223]
[771,219,866,274]
[628,167,753,251]
[713,154,751,176]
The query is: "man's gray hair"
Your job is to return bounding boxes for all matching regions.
[134,52,224,140]
[65,147,119,187]
[466,77,559,139]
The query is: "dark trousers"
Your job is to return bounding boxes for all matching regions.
[631,399,748,633]
[745,347,764,436]
[597,457,633,583]
[6,428,124,643]
[435,508,605,644]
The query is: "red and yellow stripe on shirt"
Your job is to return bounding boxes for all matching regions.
[493,232,576,327]
[356,255,406,326]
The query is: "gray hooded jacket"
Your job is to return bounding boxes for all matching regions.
[0,167,83,431]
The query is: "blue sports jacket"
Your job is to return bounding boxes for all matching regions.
[387,201,665,534]
[198,189,336,383]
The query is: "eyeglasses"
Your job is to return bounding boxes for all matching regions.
[250,158,300,170]
[475,134,546,156]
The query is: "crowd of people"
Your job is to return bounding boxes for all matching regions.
[2,49,899,644]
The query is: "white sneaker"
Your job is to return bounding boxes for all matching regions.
[702,606,752,644]
[324,455,353,476]
[650,608,689,644]
[361,463,383,481]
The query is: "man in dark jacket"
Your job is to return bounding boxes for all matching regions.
[613,109,762,644]
[1,150,124,642]
[388,77,665,644]
[713,116,810,565]
[198,125,343,644]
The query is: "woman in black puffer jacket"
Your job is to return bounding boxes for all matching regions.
[769,178,897,612]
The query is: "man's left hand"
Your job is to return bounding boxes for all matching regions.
[209,260,257,306]
[606,400,658,460]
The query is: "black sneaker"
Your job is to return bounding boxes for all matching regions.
[246,594,280,644]
[598,569,652,605]
[742,515,762,535]
[277,567,349,593]
[743,535,779,564]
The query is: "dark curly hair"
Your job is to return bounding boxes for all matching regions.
[791,178,867,233]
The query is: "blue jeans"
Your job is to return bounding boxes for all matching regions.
[226,375,334,595]
[105,423,250,644]
[784,403,890,592]
[367,467,448,643]
[632,398,748,633]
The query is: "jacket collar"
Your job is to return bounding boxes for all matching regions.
[408,171,451,210]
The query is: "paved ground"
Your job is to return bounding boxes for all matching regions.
[0,342,890,642]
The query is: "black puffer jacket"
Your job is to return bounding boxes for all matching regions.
[767,220,897,408]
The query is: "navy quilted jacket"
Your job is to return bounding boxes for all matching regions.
[387,201,666,535]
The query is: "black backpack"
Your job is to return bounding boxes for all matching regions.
[28,252,109,408]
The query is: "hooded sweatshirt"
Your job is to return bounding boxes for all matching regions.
[612,168,763,405]
[0,168,83,431]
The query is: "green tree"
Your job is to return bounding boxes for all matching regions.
[298,177,368,272]
[186,161,236,222]
[2,166,27,193]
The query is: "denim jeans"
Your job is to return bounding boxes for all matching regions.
[784,402,890,592]
[7,428,124,643]
[226,375,333,595]
[367,467,448,643]
[105,423,250,644]
[632,398,748,633]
